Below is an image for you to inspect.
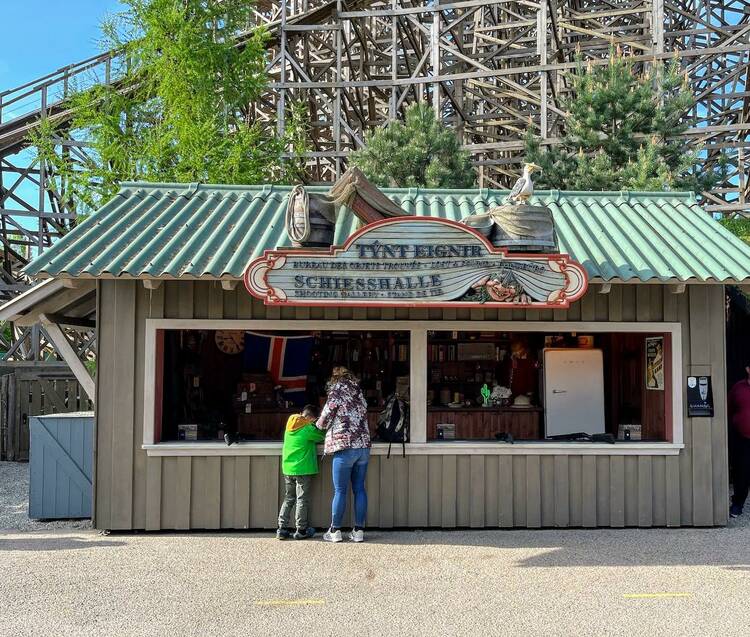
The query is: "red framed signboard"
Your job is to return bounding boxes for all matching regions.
[244,217,588,308]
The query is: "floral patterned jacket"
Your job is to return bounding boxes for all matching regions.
[316,377,371,454]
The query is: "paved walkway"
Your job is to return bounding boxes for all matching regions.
[3,461,749,636]
[2,523,749,636]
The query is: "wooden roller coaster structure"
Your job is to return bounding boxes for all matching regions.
[0,0,748,310]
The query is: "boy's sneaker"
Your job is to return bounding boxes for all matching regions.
[276,528,291,540]
[730,504,743,518]
[323,528,343,543]
[349,529,364,543]
[293,527,316,540]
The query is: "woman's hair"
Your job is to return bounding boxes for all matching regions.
[329,366,357,385]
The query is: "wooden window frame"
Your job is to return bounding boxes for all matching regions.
[142,319,684,456]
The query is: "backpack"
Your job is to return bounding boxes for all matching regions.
[376,394,409,458]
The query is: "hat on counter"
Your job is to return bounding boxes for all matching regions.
[512,394,531,407]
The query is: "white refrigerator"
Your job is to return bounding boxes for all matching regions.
[543,348,605,437]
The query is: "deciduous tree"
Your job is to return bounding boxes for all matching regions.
[32,0,306,212]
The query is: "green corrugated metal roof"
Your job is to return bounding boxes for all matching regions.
[24,182,750,283]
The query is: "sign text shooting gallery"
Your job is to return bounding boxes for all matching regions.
[245,217,588,307]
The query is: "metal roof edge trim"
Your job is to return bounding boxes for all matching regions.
[119,181,294,193]
[28,272,740,286]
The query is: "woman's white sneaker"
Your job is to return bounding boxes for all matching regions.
[323,528,343,543]
[349,529,364,543]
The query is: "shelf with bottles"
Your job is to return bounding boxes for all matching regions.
[308,330,410,408]
[313,331,409,366]
[427,341,511,363]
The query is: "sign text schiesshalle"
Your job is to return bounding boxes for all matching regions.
[244,217,588,308]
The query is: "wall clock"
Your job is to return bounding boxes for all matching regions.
[215,330,245,355]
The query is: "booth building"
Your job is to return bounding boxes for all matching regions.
[20,183,750,531]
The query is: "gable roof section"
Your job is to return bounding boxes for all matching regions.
[23,183,750,283]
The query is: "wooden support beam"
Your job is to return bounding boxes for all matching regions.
[39,314,95,403]
[14,281,96,327]
[43,313,96,329]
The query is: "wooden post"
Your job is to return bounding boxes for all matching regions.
[31,324,40,361]
[389,0,397,119]
[9,373,17,461]
[334,0,343,177]
[410,329,427,443]
[652,0,665,54]
[277,0,288,137]
[538,1,548,139]
[38,85,48,257]
[431,1,441,114]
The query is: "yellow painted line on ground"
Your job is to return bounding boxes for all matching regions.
[254,599,326,607]
[623,593,692,599]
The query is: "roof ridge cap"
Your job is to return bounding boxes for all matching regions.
[551,190,694,200]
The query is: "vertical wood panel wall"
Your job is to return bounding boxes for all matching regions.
[94,281,728,530]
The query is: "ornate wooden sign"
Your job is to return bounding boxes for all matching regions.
[245,217,588,307]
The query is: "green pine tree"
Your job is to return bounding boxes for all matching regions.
[31,0,307,213]
[351,103,475,188]
[720,218,750,245]
[525,48,726,193]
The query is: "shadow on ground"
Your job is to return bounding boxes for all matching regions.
[93,519,750,571]
[356,526,750,569]
[0,535,125,551]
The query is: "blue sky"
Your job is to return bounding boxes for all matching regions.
[0,1,121,92]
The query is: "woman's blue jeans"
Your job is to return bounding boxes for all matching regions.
[331,448,370,529]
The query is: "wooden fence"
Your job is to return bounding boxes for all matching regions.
[0,363,93,461]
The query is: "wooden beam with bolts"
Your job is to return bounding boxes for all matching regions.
[39,314,96,403]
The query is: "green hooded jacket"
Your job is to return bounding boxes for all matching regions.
[282,414,326,476]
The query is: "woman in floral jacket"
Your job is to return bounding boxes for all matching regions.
[316,366,371,543]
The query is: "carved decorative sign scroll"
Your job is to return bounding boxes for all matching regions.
[245,217,588,308]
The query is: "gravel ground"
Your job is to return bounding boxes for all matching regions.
[0,461,91,531]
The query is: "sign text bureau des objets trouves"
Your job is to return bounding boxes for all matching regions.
[244,217,588,308]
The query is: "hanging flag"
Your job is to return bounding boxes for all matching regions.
[244,332,313,404]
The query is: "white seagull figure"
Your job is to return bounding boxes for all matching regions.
[507,163,542,204]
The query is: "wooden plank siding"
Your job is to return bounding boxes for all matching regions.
[93,281,729,530]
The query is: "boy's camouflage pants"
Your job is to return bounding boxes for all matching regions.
[278,475,312,530]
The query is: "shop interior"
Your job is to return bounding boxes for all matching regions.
[158,329,410,442]
[426,331,670,442]
[156,328,671,444]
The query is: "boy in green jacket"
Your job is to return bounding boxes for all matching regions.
[277,404,325,540]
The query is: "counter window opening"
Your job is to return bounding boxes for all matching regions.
[426,330,674,443]
[143,320,683,453]
[151,328,410,443]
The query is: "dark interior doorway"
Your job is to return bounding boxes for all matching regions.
[726,286,750,514]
